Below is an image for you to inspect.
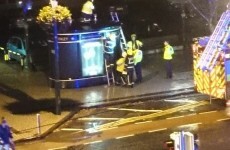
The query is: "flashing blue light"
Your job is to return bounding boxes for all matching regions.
[74,81,80,88]
[27,3,32,10]
[23,0,32,14]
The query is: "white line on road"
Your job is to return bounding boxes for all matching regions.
[199,111,217,115]
[61,128,83,131]
[164,99,196,103]
[107,108,162,113]
[179,122,202,127]
[148,128,167,133]
[78,118,122,121]
[116,134,134,139]
[185,113,197,116]
[84,140,103,145]
[217,118,230,122]
[166,115,184,120]
[134,120,152,125]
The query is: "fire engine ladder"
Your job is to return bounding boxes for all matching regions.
[197,10,230,71]
[110,11,120,22]
[105,59,115,86]
[119,27,127,51]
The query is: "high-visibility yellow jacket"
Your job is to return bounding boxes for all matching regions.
[163,45,174,60]
[133,49,143,65]
[81,1,94,15]
[116,57,125,73]
[127,40,143,50]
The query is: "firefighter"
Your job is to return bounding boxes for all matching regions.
[116,52,127,85]
[127,34,143,50]
[133,48,143,83]
[127,34,143,83]
[81,0,95,22]
[163,41,174,79]
[125,48,135,87]
[104,33,116,74]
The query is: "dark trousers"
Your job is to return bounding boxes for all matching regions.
[116,71,126,85]
[81,13,93,21]
[135,62,142,82]
[165,60,173,78]
[127,68,134,85]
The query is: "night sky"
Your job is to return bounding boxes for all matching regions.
[0,0,225,46]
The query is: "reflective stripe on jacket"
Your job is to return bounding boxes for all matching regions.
[125,51,134,69]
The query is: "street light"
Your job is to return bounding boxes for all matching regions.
[180,0,186,49]
[50,0,61,115]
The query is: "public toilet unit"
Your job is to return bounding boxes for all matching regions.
[48,25,126,88]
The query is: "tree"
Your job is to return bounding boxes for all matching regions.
[168,0,229,33]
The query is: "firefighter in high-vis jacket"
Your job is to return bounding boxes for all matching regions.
[163,41,174,79]
[81,0,95,21]
[127,34,143,50]
[127,34,143,83]
[125,48,135,87]
[133,48,143,83]
[116,52,127,85]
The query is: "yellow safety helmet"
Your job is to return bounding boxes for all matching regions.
[127,49,133,55]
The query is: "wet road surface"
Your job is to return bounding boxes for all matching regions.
[15,93,230,150]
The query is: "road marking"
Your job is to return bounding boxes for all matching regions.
[84,140,103,145]
[79,118,122,121]
[148,128,167,133]
[166,116,184,120]
[86,100,208,132]
[199,111,217,115]
[134,120,152,125]
[179,122,202,127]
[107,108,162,112]
[185,113,197,116]
[116,134,134,139]
[164,99,196,103]
[217,118,230,122]
[61,128,83,131]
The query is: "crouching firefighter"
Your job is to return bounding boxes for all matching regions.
[116,52,127,86]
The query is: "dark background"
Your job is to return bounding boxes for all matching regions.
[0,0,226,48]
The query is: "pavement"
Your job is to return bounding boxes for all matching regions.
[0,46,194,144]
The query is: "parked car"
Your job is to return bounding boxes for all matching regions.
[6,36,27,68]
[6,35,49,70]
[5,20,49,70]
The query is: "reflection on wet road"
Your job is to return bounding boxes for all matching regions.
[47,109,230,150]
[14,92,229,150]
